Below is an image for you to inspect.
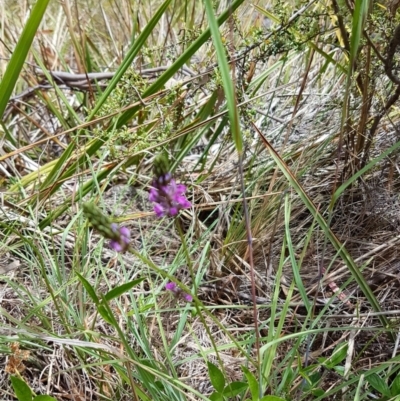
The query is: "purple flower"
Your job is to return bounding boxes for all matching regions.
[183,293,193,302]
[109,224,130,252]
[165,282,177,291]
[165,281,192,303]
[149,173,191,218]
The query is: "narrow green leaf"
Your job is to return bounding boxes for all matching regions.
[391,375,400,395]
[33,396,58,401]
[349,0,369,70]
[323,343,348,369]
[104,278,145,302]
[97,304,114,325]
[284,195,311,312]
[253,5,280,24]
[10,376,33,401]
[208,362,226,393]
[308,43,347,74]
[338,0,369,177]
[209,392,223,401]
[242,366,259,401]
[332,138,400,206]
[355,374,365,401]
[75,271,100,305]
[204,0,242,153]
[222,381,248,397]
[366,374,391,397]
[0,0,51,120]
[280,366,295,391]
[38,137,75,191]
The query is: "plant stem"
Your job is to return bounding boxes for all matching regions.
[238,152,261,394]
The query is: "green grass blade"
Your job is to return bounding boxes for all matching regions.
[204,0,242,153]
[284,193,311,313]
[349,0,369,69]
[0,0,51,120]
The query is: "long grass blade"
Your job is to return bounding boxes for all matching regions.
[204,0,242,153]
[0,0,51,120]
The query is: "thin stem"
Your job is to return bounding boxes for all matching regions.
[238,152,261,394]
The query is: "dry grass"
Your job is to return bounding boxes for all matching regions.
[1,0,400,400]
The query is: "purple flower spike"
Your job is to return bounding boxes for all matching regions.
[149,173,191,218]
[109,224,130,253]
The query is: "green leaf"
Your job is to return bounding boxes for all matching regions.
[323,343,348,369]
[280,366,295,391]
[75,271,100,305]
[97,305,114,325]
[207,362,225,393]
[311,388,325,397]
[209,392,223,401]
[391,375,400,395]
[349,0,369,71]
[204,0,242,153]
[33,396,58,401]
[104,278,145,302]
[38,136,75,192]
[10,376,33,401]
[259,396,286,401]
[333,365,345,376]
[301,372,322,389]
[252,5,280,24]
[366,374,391,397]
[0,0,51,121]
[242,366,259,401]
[284,195,311,312]
[222,381,247,397]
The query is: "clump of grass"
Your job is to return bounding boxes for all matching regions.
[2,0,400,400]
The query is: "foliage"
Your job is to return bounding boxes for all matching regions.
[1,0,400,400]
